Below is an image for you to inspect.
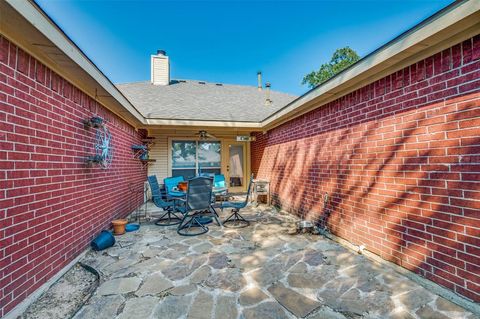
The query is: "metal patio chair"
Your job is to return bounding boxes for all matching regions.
[164,176,185,198]
[177,176,221,236]
[219,174,254,228]
[148,175,182,226]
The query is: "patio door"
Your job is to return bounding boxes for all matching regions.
[226,143,247,192]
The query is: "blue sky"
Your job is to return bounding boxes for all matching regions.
[36,0,453,96]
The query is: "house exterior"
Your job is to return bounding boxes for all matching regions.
[0,0,479,317]
[116,58,296,192]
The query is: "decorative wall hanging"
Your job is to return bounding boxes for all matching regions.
[132,137,156,168]
[85,117,113,169]
[84,90,114,169]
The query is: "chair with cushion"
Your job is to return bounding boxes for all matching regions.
[219,174,253,228]
[177,176,221,236]
[147,175,182,226]
[213,174,227,189]
[164,176,185,198]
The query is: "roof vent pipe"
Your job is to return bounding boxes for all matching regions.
[257,71,262,91]
[265,82,272,106]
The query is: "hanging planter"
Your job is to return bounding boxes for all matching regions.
[85,155,103,167]
[90,116,104,128]
[82,116,104,129]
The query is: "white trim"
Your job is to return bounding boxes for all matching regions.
[5,0,145,125]
[169,138,223,178]
[260,0,480,129]
[144,118,262,128]
[5,0,480,130]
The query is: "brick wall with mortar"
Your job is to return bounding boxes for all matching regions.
[251,36,480,302]
[0,35,147,316]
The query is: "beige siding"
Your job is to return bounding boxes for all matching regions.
[151,55,170,86]
[147,135,169,182]
[146,130,252,192]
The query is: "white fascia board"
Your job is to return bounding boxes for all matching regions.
[6,0,145,124]
[144,118,262,128]
[260,0,480,128]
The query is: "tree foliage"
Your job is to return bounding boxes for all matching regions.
[302,47,360,88]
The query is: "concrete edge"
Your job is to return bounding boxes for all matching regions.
[3,250,89,319]
[323,232,480,316]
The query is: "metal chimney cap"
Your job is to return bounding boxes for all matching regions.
[257,71,262,75]
[157,50,167,56]
[265,82,271,87]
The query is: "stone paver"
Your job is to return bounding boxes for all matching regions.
[135,273,173,296]
[189,265,211,284]
[436,297,469,313]
[117,296,159,319]
[308,307,347,319]
[154,295,192,319]
[204,268,246,292]
[187,290,213,319]
[238,287,269,306]
[397,287,435,310]
[70,203,476,319]
[170,284,197,296]
[415,305,451,319]
[214,295,237,319]
[242,301,289,319]
[268,282,321,318]
[73,295,124,319]
[96,277,142,295]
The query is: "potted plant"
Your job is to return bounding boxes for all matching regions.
[178,181,188,192]
[90,116,104,128]
[111,219,128,235]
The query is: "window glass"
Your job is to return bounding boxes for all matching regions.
[171,141,221,178]
[198,142,221,169]
[172,169,196,179]
[172,141,196,168]
[229,144,244,187]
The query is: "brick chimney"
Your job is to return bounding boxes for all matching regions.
[151,50,170,85]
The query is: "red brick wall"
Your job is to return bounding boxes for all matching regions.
[0,36,147,316]
[252,36,480,302]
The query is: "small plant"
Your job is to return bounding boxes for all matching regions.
[85,155,104,167]
[82,116,104,129]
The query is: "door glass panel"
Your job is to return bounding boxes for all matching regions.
[229,145,244,187]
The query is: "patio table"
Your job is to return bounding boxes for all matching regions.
[169,187,227,225]
[167,190,186,198]
[169,187,227,197]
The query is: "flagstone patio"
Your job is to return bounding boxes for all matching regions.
[73,204,477,319]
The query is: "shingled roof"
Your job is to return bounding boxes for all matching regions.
[116,80,297,122]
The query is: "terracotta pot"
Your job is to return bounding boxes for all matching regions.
[112,219,128,235]
[178,181,188,192]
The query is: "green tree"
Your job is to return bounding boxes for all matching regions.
[302,47,360,88]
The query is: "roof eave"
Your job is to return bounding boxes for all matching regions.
[261,0,480,130]
[143,118,263,129]
[2,0,146,127]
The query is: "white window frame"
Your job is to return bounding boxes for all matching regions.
[170,139,222,177]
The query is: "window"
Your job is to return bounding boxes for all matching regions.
[171,140,221,179]
[172,141,196,178]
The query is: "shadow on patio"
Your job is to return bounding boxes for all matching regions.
[50,203,477,319]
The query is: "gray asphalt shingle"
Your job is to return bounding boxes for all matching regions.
[116,80,297,122]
